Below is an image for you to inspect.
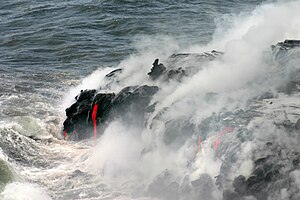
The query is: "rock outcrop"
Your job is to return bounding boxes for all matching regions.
[63,49,224,140]
[63,40,300,143]
[63,85,158,140]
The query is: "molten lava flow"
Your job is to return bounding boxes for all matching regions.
[63,130,67,140]
[213,127,234,152]
[91,104,99,142]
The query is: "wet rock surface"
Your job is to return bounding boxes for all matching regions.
[148,59,166,80]
[147,58,186,81]
[63,85,158,140]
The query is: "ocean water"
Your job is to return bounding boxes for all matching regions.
[1,0,300,199]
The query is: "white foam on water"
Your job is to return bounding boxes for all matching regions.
[0,182,52,200]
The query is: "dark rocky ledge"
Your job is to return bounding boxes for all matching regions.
[63,40,300,141]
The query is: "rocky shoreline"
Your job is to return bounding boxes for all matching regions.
[62,40,300,200]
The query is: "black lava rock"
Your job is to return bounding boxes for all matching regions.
[105,68,123,78]
[148,59,166,80]
[63,85,158,140]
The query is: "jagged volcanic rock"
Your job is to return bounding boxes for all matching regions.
[148,59,166,80]
[63,50,223,140]
[63,85,158,140]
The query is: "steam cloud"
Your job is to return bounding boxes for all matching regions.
[62,0,300,199]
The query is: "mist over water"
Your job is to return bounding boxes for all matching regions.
[1,0,300,199]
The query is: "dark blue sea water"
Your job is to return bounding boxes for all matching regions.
[0,0,263,72]
[1,0,300,199]
[0,0,264,123]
